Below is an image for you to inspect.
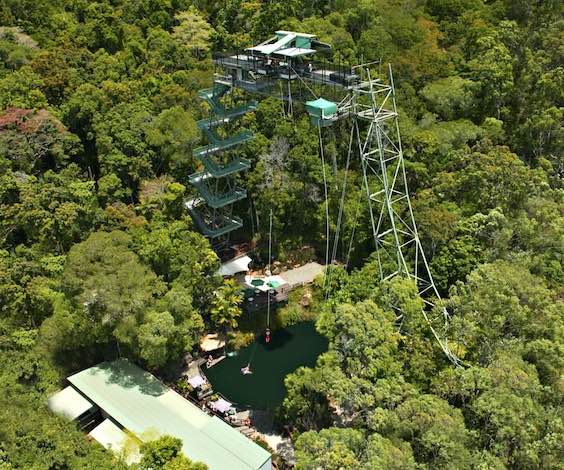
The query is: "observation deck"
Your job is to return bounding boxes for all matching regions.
[214,52,359,89]
[212,30,360,96]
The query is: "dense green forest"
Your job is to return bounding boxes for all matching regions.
[0,0,562,468]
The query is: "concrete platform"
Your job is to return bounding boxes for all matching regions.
[279,262,325,288]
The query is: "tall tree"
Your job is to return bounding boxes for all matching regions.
[172,8,214,59]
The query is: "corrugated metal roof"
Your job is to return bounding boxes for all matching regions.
[68,359,270,470]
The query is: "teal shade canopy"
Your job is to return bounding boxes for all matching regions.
[305,98,337,118]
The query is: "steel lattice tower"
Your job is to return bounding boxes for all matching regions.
[347,65,461,365]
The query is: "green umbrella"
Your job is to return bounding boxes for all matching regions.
[250,279,264,287]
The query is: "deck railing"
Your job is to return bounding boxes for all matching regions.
[213,50,359,88]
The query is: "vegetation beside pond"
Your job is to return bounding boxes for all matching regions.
[227,278,324,352]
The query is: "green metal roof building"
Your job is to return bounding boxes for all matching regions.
[61,359,271,470]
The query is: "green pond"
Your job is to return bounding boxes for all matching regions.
[204,322,328,410]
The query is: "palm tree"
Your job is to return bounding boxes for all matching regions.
[210,279,243,348]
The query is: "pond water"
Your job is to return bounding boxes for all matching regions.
[204,322,328,410]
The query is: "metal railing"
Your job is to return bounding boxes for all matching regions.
[213,50,360,88]
[197,101,258,129]
[192,131,253,158]
[187,206,244,238]
[189,175,247,209]
[199,155,251,178]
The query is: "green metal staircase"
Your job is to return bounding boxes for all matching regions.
[186,83,256,243]
[192,131,254,158]
[188,171,247,208]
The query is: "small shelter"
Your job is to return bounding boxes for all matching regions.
[305,98,338,126]
[217,255,252,277]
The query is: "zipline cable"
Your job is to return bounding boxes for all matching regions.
[323,122,354,299]
[324,121,355,299]
[244,210,273,372]
[345,180,364,269]
[345,122,364,268]
[331,122,354,264]
[318,122,331,297]
[290,66,319,101]
[266,208,273,329]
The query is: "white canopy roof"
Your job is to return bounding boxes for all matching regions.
[209,398,232,414]
[247,33,296,55]
[274,47,316,57]
[218,255,252,277]
[188,375,206,388]
[275,30,316,38]
[246,31,318,56]
[89,418,141,465]
[47,385,95,420]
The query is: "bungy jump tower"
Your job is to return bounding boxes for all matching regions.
[186,31,462,365]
